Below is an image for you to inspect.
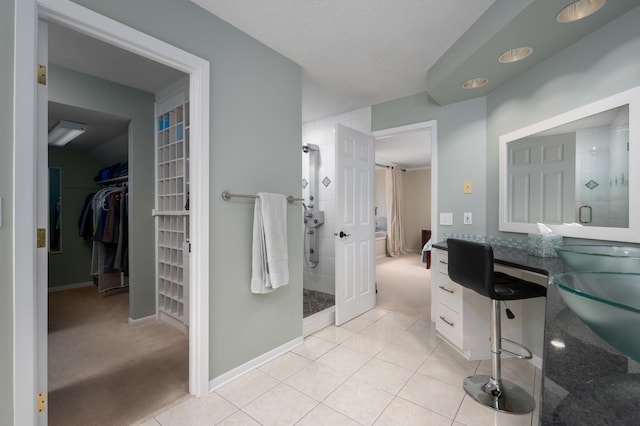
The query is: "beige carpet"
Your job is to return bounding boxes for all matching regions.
[48,286,188,426]
[375,253,431,320]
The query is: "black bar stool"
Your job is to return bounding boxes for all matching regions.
[446,238,547,414]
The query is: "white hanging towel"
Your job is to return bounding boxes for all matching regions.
[251,192,289,294]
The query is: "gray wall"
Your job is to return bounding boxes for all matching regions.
[49,64,156,319]
[0,0,14,419]
[372,94,487,242]
[70,0,303,379]
[48,147,106,288]
[486,6,640,239]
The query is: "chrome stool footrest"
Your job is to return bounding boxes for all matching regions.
[500,337,533,360]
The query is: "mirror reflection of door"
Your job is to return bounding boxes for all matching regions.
[49,167,62,253]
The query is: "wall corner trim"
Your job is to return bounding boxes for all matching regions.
[208,336,304,392]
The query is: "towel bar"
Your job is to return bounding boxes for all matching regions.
[221,191,303,204]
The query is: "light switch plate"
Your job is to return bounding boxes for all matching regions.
[440,212,453,226]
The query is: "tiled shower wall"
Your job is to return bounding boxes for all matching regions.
[574,107,629,227]
[301,107,371,295]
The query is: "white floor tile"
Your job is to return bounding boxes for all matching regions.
[398,372,466,419]
[296,403,361,426]
[353,358,414,395]
[285,362,348,401]
[340,332,389,357]
[374,397,453,426]
[291,335,337,360]
[316,345,372,375]
[375,343,430,371]
[418,345,480,387]
[313,325,356,343]
[359,308,389,322]
[324,377,395,426]
[154,393,237,426]
[340,316,375,332]
[242,383,318,426]
[215,370,279,408]
[215,410,261,425]
[258,352,311,381]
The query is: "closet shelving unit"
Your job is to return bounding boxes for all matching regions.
[154,82,190,332]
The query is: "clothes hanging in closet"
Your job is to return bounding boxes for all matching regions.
[77,185,129,292]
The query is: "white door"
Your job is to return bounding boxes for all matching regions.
[36,19,49,424]
[335,124,375,325]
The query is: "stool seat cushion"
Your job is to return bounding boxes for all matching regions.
[494,272,547,300]
[447,238,547,301]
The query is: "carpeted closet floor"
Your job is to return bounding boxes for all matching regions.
[375,253,431,320]
[48,286,189,426]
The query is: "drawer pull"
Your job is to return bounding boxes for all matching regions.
[438,285,454,294]
[439,260,448,265]
[439,316,454,327]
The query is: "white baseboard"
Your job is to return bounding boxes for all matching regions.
[303,307,335,336]
[48,281,93,292]
[158,311,188,334]
[128,314,158,327]
[209,336,303,392]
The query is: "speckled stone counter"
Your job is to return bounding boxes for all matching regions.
[434,238,640,425]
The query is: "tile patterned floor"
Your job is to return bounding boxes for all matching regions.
[302,289,335,318]
[136,308,541,426]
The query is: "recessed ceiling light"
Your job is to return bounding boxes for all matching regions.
[462,78,488,89]
[556,0,607,23]
[498,47,533,64]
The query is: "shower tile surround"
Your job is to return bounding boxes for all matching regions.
[302,107,372,296]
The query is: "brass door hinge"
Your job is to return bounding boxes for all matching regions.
[37,64,47,85]
[37,228,46,248]
[37,392,46,413]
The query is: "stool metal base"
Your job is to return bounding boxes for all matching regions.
[463,375,535,415]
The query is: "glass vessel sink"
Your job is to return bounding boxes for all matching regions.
[553,272,640,362]
[555,245,640,273]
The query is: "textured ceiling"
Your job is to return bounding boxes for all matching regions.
[190,0,495,122]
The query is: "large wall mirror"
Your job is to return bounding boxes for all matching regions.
[499,86,640,242]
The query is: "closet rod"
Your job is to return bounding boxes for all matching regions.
[221,191,303,204]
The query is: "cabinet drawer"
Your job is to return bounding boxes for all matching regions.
[436,303,462,347]
[436,277,462,312]
[436,252,449,274]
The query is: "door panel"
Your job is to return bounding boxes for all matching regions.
[335,124,375,325]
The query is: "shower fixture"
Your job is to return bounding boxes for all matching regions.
[302,143,323,267]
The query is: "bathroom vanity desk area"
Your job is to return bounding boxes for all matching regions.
[432,240,640,425]
[431,240,560,365]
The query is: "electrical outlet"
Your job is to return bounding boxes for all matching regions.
[464,181,473,194]
[464,212,472,225]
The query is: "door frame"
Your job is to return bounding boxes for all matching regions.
[372,120,438,319]
[13,0,210,423]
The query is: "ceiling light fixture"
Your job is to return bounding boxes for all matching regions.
[462,78,488,89]
[498,47,533,64]
[48,120,87,147]
[556,0,607,23]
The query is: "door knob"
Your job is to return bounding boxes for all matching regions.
[334,231,351,238]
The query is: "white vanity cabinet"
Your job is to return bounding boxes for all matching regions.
[433,248,547,362]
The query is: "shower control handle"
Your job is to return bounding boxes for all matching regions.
[335,231,351,238]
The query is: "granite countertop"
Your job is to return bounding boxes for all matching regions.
[433,237,640,425]
[432,239,564,277]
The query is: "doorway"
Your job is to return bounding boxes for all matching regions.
[13,2,211,423]
[372,121,438,320]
